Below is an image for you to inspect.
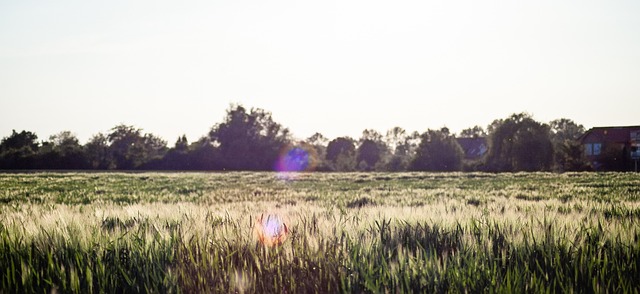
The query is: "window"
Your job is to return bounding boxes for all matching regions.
[632,146,640,159]
[593,143,602,155]
[585,144,593,156]
[585,143,602,156]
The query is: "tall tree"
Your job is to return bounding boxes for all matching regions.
[385,127,407,154]
[359,129,383,144]
[175,135,189,152]
[459,126,487,138]
[410,127,464,171]
[161,135,190,170]
[187,137,220,170]
[384,130,421,171]
[106,125,167,169]
[485,113,554,172]
[0,130,39,169]
[0,130,39,152]
[326,137,356,171]
[356,139,382,171]
[356,129,388,171]
[305,133,329,170]
[40,131,88,169]
[85,133,111,169]
[306,132,328,147]
[107,125,145,169]
[209,105,290,170]
[138,133,168,169]
[549,118,587,171]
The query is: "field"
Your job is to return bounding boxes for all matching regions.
[1,172,640,293]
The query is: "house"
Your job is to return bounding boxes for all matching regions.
[580,126,640,171]
[456,137,488,160]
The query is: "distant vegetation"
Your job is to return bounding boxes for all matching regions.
[1,172,639,292]
[0,104,591,172]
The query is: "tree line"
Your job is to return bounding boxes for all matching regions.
[0,104,592,172]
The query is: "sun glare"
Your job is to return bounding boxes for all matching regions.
[275,143,318,180]
[254,214,289,247]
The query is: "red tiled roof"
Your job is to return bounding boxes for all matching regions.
[581,126,640,144]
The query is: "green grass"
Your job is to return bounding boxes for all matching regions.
[1,172,639,293]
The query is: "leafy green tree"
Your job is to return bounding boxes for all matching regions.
[139,133,168,169]
[356,139,382,171]
[209,105,290,170]
[326,137,356,171]
[306,132,329,171]
[385,127,406,153]
[0,130,39,151]
[326,137,355,162]
[162,135,194,170]
[359,129,384,143]
[410,127,464,171]
[107,125,167,169]
[161,135,220,170]
[175,135,189,152]
[356,129,388,171]
[85,133,111,169]
[459,126,487,138]
[549,118,588,171]
[485,113,554,172]
[186,137,220,170]
[39,131,88,169]
[398,131,421,157]
[549,119,584,143]
[107,125,145,169]
[307,133,328,147]
[0,130,39,169]
[383,127,420,171]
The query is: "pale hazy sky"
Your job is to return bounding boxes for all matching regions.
[1,1,639,144]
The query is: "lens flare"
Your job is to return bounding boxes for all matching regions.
[275,143,318,180]
[254,214,288,247]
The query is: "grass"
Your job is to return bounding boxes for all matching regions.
[1,172,639,293]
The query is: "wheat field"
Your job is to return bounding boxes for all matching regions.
[1,172,639,293]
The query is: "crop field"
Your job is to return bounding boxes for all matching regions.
[1,172,639,293]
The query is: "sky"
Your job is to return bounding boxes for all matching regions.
[1,0,639,144]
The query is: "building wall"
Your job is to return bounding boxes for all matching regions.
[581,127,640,171]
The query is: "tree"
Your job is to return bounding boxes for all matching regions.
[385,127,407,154]
[356,129,388,171]
[0,130,39,152]
[307,132,328,147]
[485,113,554,172]
[107,125,146,169]
[0,130,39,169]
[549,119,588,171]
[326,137,356,171]
[359,129,383,143]
[209,105,290,170]
[305,133,329,171]
[174,135,189,152]
[39,131,88,169]
[186,136,220,170]
[549,119,585,143]
[85,133,111,169]
[410,127,464,171]
[106,125,167,169]
[138,133,168,169]
[384,130,420,171]
[356,139,382,171]
[161,135,211,170]
[161,135,190,170]
[459,126,487,138]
